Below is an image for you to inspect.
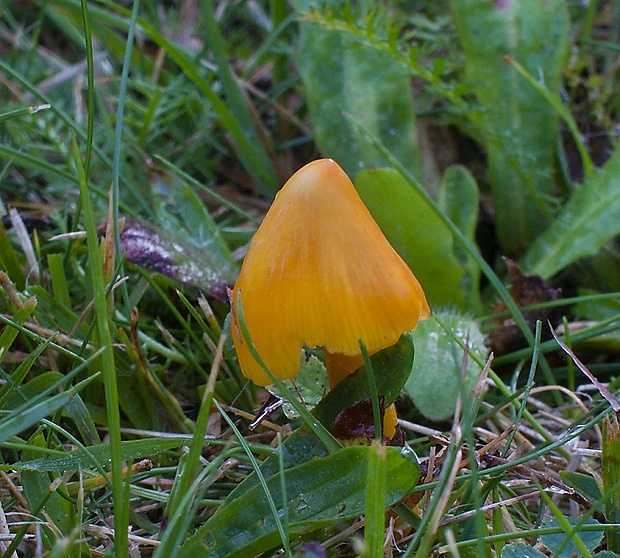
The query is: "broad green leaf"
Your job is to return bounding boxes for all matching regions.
[573,289,620,321]
[450,0,569,255]
[167,181,236,271]
[559,471,602,507]
[268,352,329,418]
[539,518,604,558]
[314,333,414,425]
[112,336,164,431]
[0,363,99,444]
[501,543,547,558]
[356,168,468,310]
[438,165,482,313]
[120,179,238,301]
[521,144,620,279]
[180,445,420,558]
[405,311,487,421]
[47,253,72,309]
[294,1,422,182]
[224,334,414,504]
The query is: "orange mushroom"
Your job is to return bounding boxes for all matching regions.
[231,159,430,438]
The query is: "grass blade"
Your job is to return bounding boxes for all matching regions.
[71,135,128,557]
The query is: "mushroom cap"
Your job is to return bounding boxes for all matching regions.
[232,158,430,386]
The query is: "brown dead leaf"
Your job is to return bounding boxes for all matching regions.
[487,257,564,355]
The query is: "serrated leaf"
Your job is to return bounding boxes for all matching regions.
[294,1,422,182]
[180,445,420,558]
[356,168,468,310]
[521,144,620,279]
[450,0,569,255]
[405,311,487,421]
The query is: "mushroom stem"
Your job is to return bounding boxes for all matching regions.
[323,351,364,388]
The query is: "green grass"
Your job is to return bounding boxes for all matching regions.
[1,1,620,556]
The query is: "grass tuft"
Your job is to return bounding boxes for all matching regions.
[0,1,619,555]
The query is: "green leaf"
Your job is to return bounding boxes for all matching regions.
[438,165,482,313]
[179,445,420,558]
[0,375,96,444]
[223,334,414,505]
[573,289,620,321]
[22,434,76,553]
[0,217,26,289]
[559,471,603,507]
[540,518,604,558]
[355,168,468,310]
[111,355,163,431]
[166,175,237,269]
[118,179,238,301]
[294,2,422,182]
[363,442,388,557]
[0,337,52,407]
[0,371,69,409]
[603,416,620,554]
[521,144,620,279]
[45,0,279,197]
[268,352,329,418]
[59,394,102,445]
[313,333,414,428]
[47,253,72,309]
[0,297,37,364]
[404,311,487,421]
[501,543,548,558]
[200,0,280,196]
[2,438,193,472]
[450,0,569,255]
